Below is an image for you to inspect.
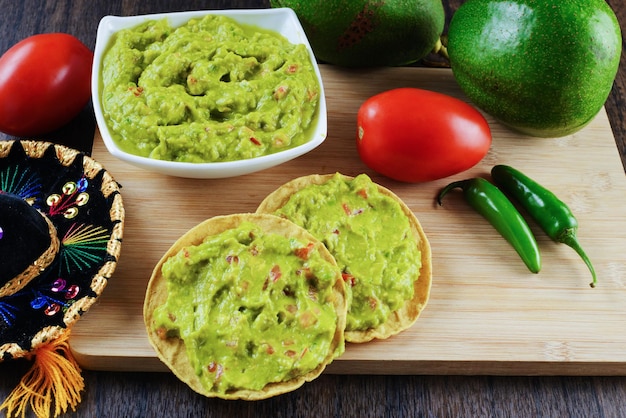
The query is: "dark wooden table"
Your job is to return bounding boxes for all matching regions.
[1,1,625,416]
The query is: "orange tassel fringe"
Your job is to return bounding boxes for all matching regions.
[0,330,84,418]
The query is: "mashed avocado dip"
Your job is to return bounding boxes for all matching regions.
[272,174,422,333]
[101,14,320,162]
[151,220,342,394]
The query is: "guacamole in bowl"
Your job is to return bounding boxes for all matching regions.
[93,9,326,178]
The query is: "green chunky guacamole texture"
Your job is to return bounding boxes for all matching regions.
[101,14,320,162]
[151,220,342,394]
[274,174,421,332]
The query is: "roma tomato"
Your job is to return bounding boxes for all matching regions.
[356,87,492,182]
[0,33,93,137]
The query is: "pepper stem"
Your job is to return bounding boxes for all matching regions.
[560,233,597,288]
[436,180,465,206]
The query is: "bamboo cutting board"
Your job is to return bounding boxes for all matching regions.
[70,65,626,375]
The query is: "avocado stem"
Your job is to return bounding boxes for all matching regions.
[432,37,449,61]
[422,37,451,68]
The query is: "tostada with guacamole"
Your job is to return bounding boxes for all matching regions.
[100,14,321,163]
[256,173,432,343]
[144,213,347,400]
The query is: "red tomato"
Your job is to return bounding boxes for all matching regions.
[356,88,492,182]
[0,33,93,137]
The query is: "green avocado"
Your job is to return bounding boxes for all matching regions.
[271,0,445,67]
[447,0,622,138]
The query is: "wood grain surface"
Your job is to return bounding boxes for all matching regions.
[2,1,626,417]
[70,65,626,375]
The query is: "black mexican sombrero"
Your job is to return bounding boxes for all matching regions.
[0,140,124,361]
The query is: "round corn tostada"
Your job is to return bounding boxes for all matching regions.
[144,213,347,400]
[256,173,432,343]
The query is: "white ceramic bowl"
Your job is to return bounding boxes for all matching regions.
[92,8,327,179]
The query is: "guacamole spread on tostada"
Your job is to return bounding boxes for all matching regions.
[146,215,346,398]
[256,173,432,342]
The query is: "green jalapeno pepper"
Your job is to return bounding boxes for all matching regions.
[491,164,597,288]
[437,177,541,274]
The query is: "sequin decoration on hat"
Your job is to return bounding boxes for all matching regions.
[0,140,124,360]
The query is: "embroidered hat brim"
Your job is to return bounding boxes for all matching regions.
[0,140,124,361]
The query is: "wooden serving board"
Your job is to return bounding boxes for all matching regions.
[70,66,626,375]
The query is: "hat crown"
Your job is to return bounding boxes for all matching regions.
[0,191,59,297]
